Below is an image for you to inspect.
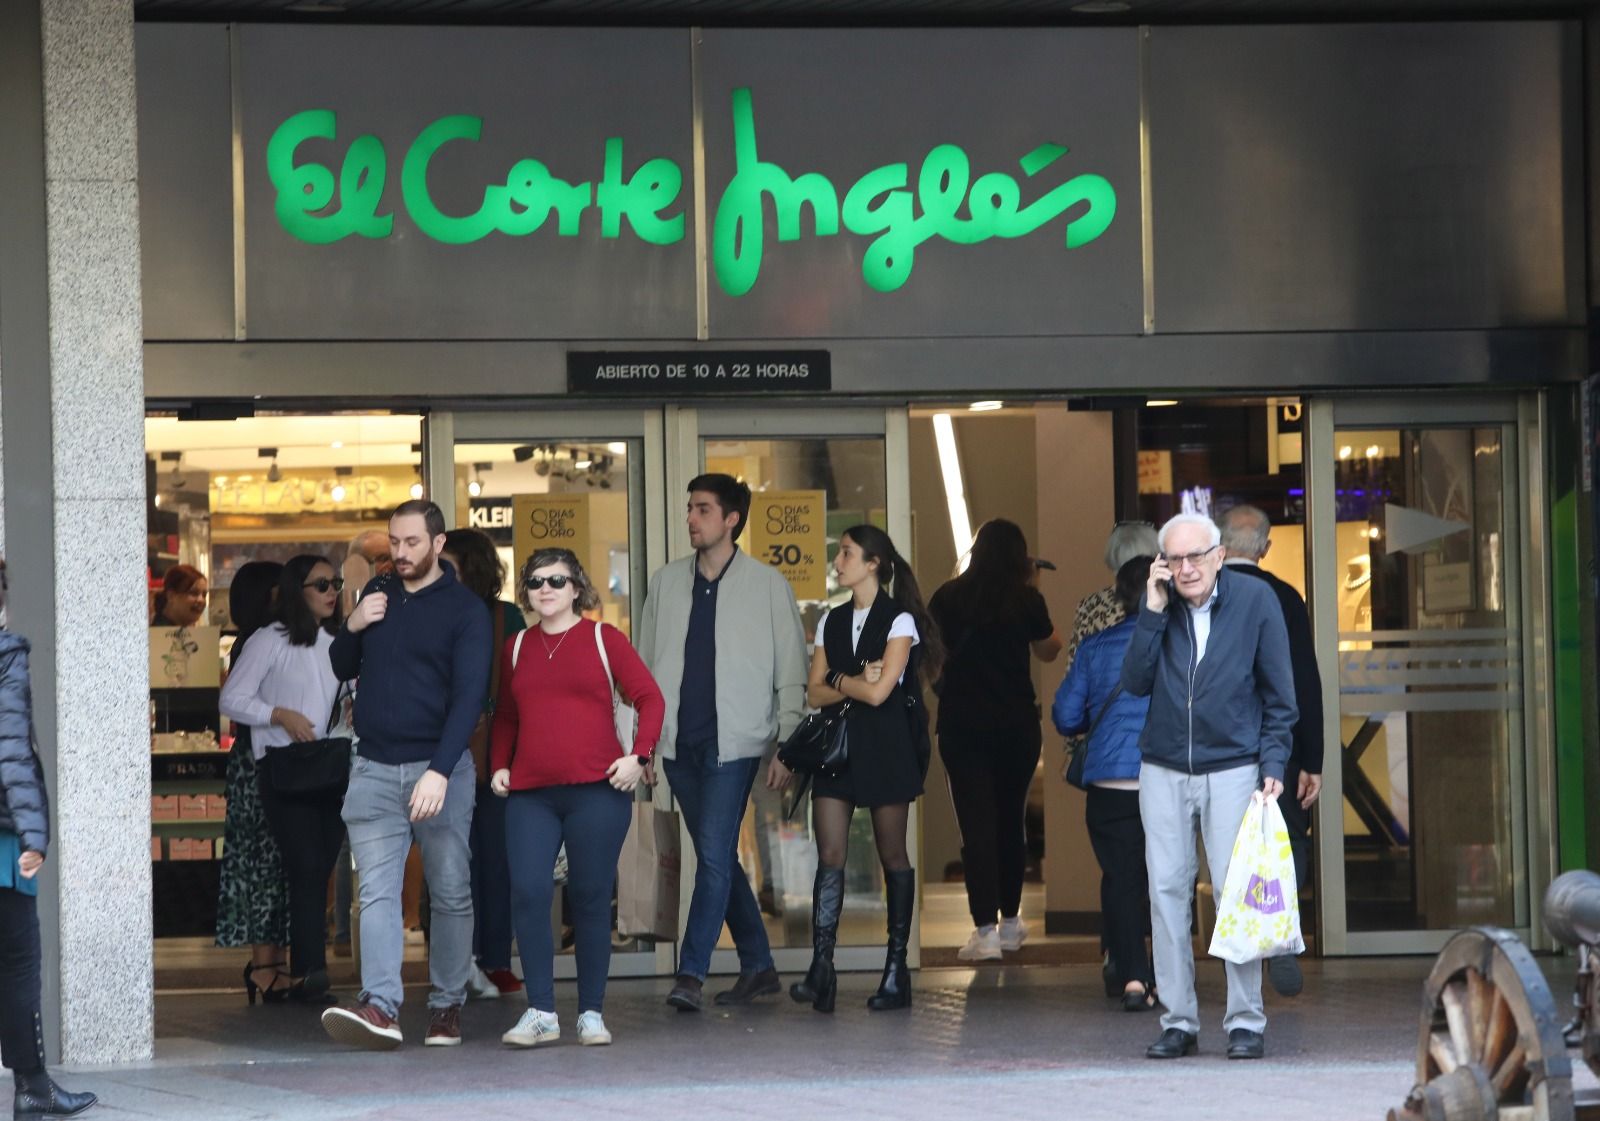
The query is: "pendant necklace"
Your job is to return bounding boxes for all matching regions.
[540,624,576,660]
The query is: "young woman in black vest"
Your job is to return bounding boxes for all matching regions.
[770,524,940,1013]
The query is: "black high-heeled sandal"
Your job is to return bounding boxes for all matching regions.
[243,960,291,1005]
[1121,983,1157,1012]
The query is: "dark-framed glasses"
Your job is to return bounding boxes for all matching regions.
[525,574,572,590]
[303,577,346,593]
[1160,545,1219,570]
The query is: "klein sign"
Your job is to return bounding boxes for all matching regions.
[266,88,1117,296]
[567,350,830,395]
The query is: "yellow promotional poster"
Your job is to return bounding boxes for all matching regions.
[512,493,593,581]
[745,490,827,602]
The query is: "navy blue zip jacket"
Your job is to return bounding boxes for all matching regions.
[1119,565,1297,783]
[329,563,492,777]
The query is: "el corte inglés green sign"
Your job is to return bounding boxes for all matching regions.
[267,88,1117,296]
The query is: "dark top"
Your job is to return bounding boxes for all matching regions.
[1224,563,1325,775]
[0,632,49,857]
[676,549,736,749]
[928,582,1053,736]
[1119,566,1297,782]
[329,565,492,776]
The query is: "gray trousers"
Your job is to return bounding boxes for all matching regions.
[1139,761,1266,1037]
[342,752,476,1018]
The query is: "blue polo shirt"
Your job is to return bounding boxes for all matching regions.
[677,549,738,750]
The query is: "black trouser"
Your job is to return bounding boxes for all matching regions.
[940,731,1040,928]
[0,886,43,1077]
[258,768,346,978]
[1277,761,1314,922]
[1084,785,1154,989]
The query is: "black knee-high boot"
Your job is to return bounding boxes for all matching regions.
[12,1013,96,1121]
[789,865,844,1013]
[867,868,915,1011]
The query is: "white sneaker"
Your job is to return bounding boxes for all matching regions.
[466,964,502,1001]
[957,925,1003,962]
[502,1008,560,1048]
[999,916,1028,952]
[577,1010,612,1046]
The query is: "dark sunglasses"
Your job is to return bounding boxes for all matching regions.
[303,578,346,593]
[525,574,572,590]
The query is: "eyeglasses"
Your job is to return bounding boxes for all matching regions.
[525,574,572,590]
[303,578,346,593]
[1160,545,1220,570]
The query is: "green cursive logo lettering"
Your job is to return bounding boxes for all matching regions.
[265,89,1117,294]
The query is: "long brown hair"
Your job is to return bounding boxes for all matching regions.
[840,524,943,684]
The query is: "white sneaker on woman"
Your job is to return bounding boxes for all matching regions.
[999,916,1028,952]
[957,925,1003,961]
[502,1008,560,1048]
[577,1010,612,1046]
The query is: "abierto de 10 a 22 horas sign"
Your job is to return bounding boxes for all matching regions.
[267,87,1118,297]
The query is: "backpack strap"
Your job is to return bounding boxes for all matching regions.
[512,629,527,670]
[593,619,615,694]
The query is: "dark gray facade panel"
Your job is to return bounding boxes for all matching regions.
[136,24,234,340]
[698,29,1143,339]
[237,26,697,340]
[1150,23,1582,333]
[143,328,1582,400]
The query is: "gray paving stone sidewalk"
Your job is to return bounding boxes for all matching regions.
[45,957,1585,1121]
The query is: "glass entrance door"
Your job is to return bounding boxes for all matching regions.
[1308,396,1554,954]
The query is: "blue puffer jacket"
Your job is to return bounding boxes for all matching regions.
[1052,618,1149,784]
[0,631,49,856]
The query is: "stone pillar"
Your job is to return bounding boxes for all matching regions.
[0,0,151,1063]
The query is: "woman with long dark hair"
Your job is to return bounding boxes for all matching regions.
[213,561,293,1003]
[219,555,347,1003]
[441,528,526,998]
[1052,556,1156,1011]
[0,558,98,1120]
[927,519,1062,961]
[771,524,941,1013]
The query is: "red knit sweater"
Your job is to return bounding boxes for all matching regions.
[489,619,665,790]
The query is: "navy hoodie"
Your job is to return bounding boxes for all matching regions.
[329,563,492,776]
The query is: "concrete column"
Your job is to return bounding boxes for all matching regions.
[0,0,151,1063]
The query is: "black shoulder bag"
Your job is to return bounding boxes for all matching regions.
[263,682,353,798]
[1064,685,1121,792]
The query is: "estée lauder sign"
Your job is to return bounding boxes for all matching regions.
[267,87,1118,297]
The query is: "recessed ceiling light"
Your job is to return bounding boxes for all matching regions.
[969,400,1004,412]
[1071,1,1131,12]
[1146,399,1179,407]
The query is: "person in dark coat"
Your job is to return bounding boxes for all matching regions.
[1217,505,1323,1000]
[0,558,97,1119]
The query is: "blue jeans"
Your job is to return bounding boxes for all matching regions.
[662,741,773,981]
[505,783,631,1013]
[342,753,477,1017]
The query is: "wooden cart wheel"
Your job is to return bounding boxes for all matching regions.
[1389,927,1574,1121]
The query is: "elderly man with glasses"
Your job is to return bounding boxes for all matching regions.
[1120,512,1297,1062]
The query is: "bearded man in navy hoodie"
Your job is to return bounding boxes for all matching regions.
[321,500,491,1050]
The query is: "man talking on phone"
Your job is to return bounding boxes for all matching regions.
[1120,512,1296,1063]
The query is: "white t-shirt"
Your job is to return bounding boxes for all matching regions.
[814,606,920,683]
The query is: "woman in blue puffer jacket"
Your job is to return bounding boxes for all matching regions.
[0,559,97,1120]
[1053,555,1156,1012]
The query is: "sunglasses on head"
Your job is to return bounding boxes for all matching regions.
[525,574,572,590]
[303,577,346,593]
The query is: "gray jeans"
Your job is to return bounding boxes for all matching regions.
[342,752,476,1017]
[1139,761,1265,1037]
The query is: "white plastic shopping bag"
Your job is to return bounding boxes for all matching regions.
[1208,794,1305,965]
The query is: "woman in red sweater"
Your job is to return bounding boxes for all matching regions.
[489,547,663,1049]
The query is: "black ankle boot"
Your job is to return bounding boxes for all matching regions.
[14,1070,97,1121]
[867,868,915,1011]
[789,865,844,1013]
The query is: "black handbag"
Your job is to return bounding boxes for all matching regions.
[777,702,851,819]
[263,683,352,798]
[1065,685,1121,792]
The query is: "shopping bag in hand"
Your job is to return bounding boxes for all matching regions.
[616,802,681,942]
[1208,794,1305,965]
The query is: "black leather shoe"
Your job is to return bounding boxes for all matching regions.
[1145,1028,1198,1059]
[714,968,782,1006]
[14,1071,97,1121]
[1226,1028,1265,1059]
[1267,955,1303,997]
[665,975,703,1012]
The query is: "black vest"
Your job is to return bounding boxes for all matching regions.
[821,593,930,772]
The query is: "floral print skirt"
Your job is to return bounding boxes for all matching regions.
[213,736,290,948]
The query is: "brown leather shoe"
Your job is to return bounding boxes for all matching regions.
[425,1004,463,1046]
[666,974,703,1012]
[714,968,782,1006]
[322,1001,403,1050]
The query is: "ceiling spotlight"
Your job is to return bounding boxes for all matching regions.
[534,447,552,477]
[468,479,482,498]
[331,465,353,504]
[409,482,424,500]
[161,450,187,489]
[260,447,282,483]
[512,445,537,463]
